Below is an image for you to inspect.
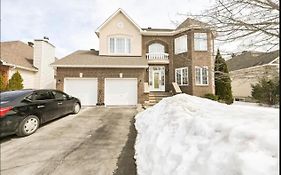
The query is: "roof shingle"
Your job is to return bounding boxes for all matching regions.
[226,50,279,71]
[0,41,37,71]
[52,50,148,68]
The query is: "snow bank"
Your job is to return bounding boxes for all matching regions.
[135,94,279,175]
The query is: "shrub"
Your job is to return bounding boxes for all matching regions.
[215,49,234,104]
[7,71,24,90]
[203,93,219,101]
[0,74,7,91]
[251,76,279,105]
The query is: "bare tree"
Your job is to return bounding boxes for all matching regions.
[179,0,279,51]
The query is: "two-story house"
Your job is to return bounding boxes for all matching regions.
[52,9,216,106]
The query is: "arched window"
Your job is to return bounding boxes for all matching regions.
[148,43,165,53]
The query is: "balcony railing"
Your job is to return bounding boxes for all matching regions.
[146,52,169,60]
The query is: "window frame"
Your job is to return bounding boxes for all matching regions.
[195,66,209,86]
[32,90,55,101]
[175,67,189,86]
[174,35,188,54]
[194,33,208,51]
[148,43,165,53]
[108,36,131,54]
[51,90,68,100]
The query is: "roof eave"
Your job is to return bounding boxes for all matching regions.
[0,59,38,72]
[51,64,148,68]
[95,8,142,34]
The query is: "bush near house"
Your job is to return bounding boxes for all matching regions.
[215,49,234,105]
[0,74,7,91]
[7,71,24,90]
[203,93,219,101]
[251,76,279,105]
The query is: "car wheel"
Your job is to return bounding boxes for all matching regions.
[73,103,81,114]
[16,115,40,137]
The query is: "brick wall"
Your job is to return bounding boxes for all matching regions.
[0,65,9,88]
[142,29,214,96]
[56,68,146,104]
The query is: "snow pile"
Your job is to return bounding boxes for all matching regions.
[135,94,279,175]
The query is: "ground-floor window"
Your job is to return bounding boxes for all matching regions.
[195,66,208,85]
[175,67,188,85]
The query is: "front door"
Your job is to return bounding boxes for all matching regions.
[149,66,165,91]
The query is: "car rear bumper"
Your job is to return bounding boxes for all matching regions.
[0,115,23,137]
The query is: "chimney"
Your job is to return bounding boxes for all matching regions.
[33,37,55,89]
[43,36,49,41]
[28,42,34,47]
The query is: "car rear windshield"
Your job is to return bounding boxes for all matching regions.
[0,90,31,104]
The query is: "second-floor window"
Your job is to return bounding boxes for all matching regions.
[194,33,208,51]
[174,35,187,54]
[195,66,208,85]
[109,37,131,54]
[149,43,165,53]
[175,67,188,85]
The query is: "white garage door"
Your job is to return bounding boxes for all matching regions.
[64,78,98,106]
[105,78,137,106]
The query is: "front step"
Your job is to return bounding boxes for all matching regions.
[143,92,172,109]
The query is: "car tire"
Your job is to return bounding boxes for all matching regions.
[16,115,40,137]
[73,103,81,114]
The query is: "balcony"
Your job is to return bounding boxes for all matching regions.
[146,52,169,64]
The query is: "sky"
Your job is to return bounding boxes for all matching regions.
[1,0,239,58]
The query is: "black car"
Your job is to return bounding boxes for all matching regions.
[0,89,81,137]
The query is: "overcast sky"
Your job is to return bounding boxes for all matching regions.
[1,0,239,58]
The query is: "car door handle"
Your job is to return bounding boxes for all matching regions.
[58,102,63,105]
[37,105,45,108]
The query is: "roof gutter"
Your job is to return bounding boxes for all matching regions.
[0,59,38,72]
[141,26,216,36]
[51,64,149,68]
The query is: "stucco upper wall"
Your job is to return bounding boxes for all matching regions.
[98,12,142,56]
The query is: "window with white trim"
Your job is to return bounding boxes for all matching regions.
[174,35,187,54]
[194,33,207,51]
[175,67,188,85]
[109,37,131,54]
[149,43,165,53]
[195,66,208,85]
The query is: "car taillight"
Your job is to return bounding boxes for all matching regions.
[0,106,13,118]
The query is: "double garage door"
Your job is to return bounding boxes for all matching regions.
[64,78,137,106]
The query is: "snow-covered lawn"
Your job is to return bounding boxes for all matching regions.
[135,94,279,175]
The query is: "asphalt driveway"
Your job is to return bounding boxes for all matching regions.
[0,107,137,175]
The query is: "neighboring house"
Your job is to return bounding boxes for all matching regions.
[52,8,216,106]
[0,39,56,89]
[226,50,279,101]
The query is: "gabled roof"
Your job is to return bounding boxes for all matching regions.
[51,50,148,68]
[226,50,279,71]
[176,18,210,30]
[0,41,37,71]
[95,8,142,37]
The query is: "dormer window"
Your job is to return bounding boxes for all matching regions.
[109,37,131,54]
